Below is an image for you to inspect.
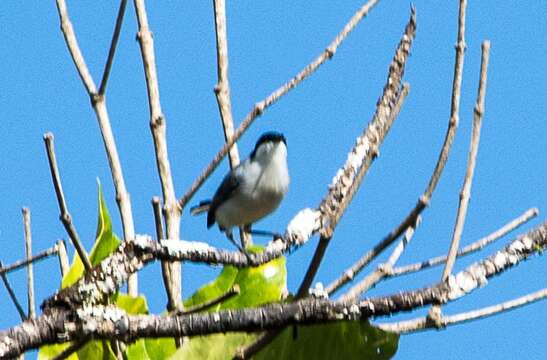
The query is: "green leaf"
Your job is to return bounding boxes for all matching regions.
[254,321,399,360]
[125,339,152,360]
[169,245,287,360]
[114,293,149,315]
[61,181,121,288]
[38,343,78,360]
[143,338,177,360]
[169,333,257,360]
[185,245,287,311]
[77,340,117,360]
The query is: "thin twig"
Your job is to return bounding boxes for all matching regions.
[179,0,383,210]
[152,197,177,311]
[212,0,239,169]
[98,0,128,95]
[152,197,183,347]
[440,40,490,282]
[56,240,70,277]
[180,285,240,315]
[325,0,469,297]
[0,261,26,321]
[55,0,138,295]
[133,0,181,306]
[54,0,96,94]
[22,208,35,318]
[0,246,59,276]
[43,133,92,272]
[429,38,489,325]
[212,0,252,248]
[390,207,538,277]
[341,216,421,302]
[377,288,547,333]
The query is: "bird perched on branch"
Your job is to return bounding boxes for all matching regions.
[191,131,289,250]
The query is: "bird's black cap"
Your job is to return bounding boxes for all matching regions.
[250,131,287,159]
[255,131,286,149]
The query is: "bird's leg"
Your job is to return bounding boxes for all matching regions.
[247,227,283,240]
[226,230,245,253]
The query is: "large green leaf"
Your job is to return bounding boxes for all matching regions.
[61,182,121,289]
[77,340,117,360]
[168,245,287,360]
[254,321,399,360]
[38,343,78,360]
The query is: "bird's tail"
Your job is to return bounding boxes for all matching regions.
[190,200,211,216]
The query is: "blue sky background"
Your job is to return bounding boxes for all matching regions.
[1,1,545,359]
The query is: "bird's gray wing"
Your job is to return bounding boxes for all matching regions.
[207,169,240,228]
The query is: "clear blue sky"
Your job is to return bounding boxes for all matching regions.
[1,1,545,359]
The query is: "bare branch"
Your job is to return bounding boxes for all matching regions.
[211,0,253,248]
[133,0,181,304]
[212,0,239,169]
[54,0,97,94]
[22,208,36,318]
[56,240,70,278]
[441,40,490,282]
[55,0,138,295]
[390,207,538,277]
[0,261,26,321]
[179,0,383,210]
[98,0,128,95]
[152,197,175,307]
[327,0,472,297]
[377,288,547,333]
[180,285,240,315]
[2,222,542,357]
[0,246,59,276]
[299,11,415,299]
[341,216,421,302]
[43,133,92,272]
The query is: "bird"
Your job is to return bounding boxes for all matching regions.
[190,131,289,250]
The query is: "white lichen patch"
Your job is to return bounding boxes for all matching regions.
[76,305,126,335]
[133,234,153,248]
[309,282,328,299]
[160,239,214,256]
[285,208,321,244]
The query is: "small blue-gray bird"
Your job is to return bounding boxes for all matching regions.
[191,131,289,249]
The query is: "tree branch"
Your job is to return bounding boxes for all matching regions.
[98,0,128,95]
[22,208,35,318]
[440,39,489,282]
[56,240,70,278]
[55,0,138,295]
[389,207,537,277]
[0,246,59,276]
[43,133,92,272]
[178,0,383,210]
[326,0,471,297]
[340,216,420,302]
[133,0,181,305]
[377,288,547,333]
[4,222,545,358]
[0,261,26,321]
[211,0,253,248]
